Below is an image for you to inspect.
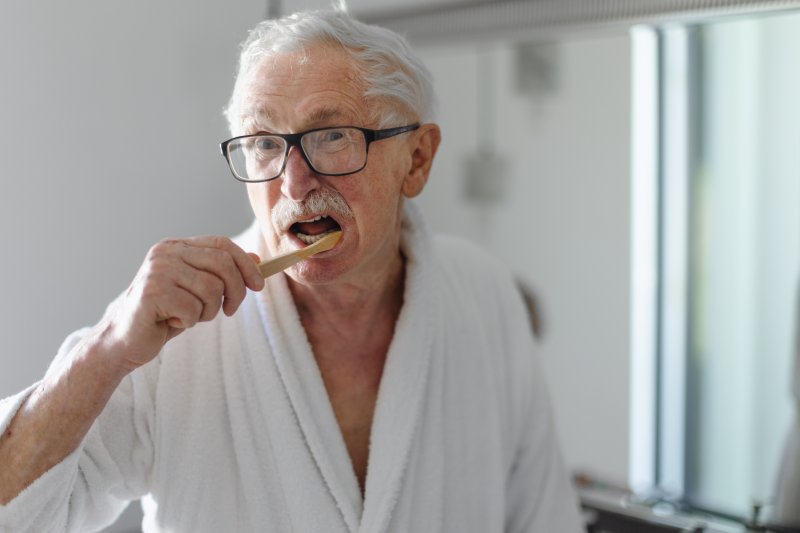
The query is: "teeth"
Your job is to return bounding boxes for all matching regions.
[297,215,327,223]
[295,229,338,245]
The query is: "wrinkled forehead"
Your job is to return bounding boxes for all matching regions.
[240,104,361,133]
[236,46,375,131]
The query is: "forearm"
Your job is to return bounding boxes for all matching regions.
[0,234,263,505]
[0,322,128,504]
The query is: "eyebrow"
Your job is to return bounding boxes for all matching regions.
[305,107,350,125]
[240,106,277,133]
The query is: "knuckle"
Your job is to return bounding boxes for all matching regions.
[214,252,240,281]
[183,299,203,325]
[231,281,247,299]
[207,246,228,263]
[140,283,162,301]
[148,239,178,257]
[205,301,223,321]
[145,240,184,272]
[207,235,233,251]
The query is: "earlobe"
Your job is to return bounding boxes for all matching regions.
[402,123,442,198]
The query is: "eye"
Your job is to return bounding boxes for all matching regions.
[320,130,345,142]
[254,137,281,151]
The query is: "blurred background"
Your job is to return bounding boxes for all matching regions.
[1,1,798,531]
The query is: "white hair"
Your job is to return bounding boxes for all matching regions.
[224,10,437,134]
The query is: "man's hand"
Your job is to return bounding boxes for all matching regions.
[0,236,264,505]
[103,236,265,374]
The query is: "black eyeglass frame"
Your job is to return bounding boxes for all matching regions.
[220,123,421,183]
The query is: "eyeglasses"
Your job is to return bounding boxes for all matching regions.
[220,123,420,183]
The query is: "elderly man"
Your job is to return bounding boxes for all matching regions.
[0,10,583,533]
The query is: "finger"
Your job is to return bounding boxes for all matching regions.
[166,317,185,330]
[218,239,265,291]
[174,267,225,322]
[144,241,228,321]
[177,245,249,315]
[184,236,265,292]
[153,284,204,330]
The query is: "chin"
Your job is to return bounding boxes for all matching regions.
[285,258,348,286]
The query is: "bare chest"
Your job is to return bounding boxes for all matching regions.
[316,351,386,494]
[299,302,399,493]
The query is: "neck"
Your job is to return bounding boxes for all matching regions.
[287,251,406,355]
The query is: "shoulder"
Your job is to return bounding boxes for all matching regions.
[428,233,535,372]
[430,234,524,317]
[432,233,501,269]
[428,234,542,447]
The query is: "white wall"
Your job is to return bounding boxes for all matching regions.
[416,34,632,485]
[0,1,268,394]
[0,2,267,531]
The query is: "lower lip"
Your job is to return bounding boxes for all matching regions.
[286,230,343,255]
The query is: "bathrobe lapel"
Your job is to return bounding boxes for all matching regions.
[255,273,364,533]
[218,297,296,531]
[241,202,438,533]
[359,204,437,533]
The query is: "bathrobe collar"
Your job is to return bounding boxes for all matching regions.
[249,201,435,533]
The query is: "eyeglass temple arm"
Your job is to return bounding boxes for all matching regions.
[372,123,421,141]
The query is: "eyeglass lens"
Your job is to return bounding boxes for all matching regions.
[226,127,368,181]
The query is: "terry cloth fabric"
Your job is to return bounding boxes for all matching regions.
[0,201,584,533]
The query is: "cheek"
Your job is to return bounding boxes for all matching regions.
[246,182,280,215]
[358,153,405,199]
[349,179,404,234]
[245,184,261,213]
[246,183,282,248]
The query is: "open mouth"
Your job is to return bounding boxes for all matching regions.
[290,215,342,245]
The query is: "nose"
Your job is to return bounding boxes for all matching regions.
[279,145,320,202]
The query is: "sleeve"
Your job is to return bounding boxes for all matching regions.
[0,328,157,533]
[502,350,586,533]
[494,275,586,532]
[433,235,585,532]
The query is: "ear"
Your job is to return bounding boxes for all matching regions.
[401,123,441,198]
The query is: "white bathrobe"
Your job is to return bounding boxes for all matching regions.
[0,203,584,533]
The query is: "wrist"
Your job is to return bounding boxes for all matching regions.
[76,320,136,387]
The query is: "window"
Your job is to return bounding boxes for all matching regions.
[647,11,800,520]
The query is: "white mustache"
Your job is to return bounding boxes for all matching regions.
[271,189,353,230]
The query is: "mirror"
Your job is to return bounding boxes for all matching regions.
[384,3,800,529]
